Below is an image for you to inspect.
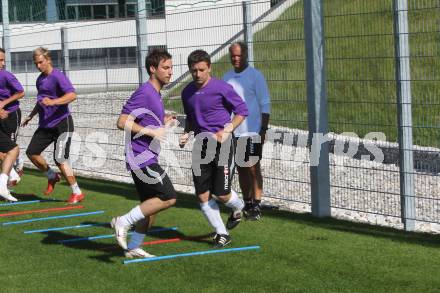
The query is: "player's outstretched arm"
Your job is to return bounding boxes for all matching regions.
[21,103,40,127]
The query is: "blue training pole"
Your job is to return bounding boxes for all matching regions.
[2,211,105,226]
[124,245,261,264]
[24,223,107,234]
[58,227,178,244]
[0,200,55,207]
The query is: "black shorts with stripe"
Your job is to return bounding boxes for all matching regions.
[0,108,21,153]
[192,136,235,197]
[26,115,74,163]
[131,163,177,202]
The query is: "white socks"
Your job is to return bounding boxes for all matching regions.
[200,199,228,235]
[127,231,146,250]
[14,156,23,171]
[45,168,57,179]
[120,205,145,226]
[225,189,244,216]
[70,183,82,195]
[0,173,8,187]
[9,168,20,181]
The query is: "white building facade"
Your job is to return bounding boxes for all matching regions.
[1,0,284,93]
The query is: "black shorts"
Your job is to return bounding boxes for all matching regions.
[26,115,74,163]
[131,163,177,202]
[234,135,263,167]
[0,109,21,152]
[192,136,235,196]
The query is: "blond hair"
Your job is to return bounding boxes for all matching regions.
[33,47,52,62]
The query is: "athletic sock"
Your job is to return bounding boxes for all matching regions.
[9,168,20,181]
[200,199,228,235]
[224,189,244,216]
[70,183,82,195]
[0,173,9,187]
[45,168,57,179]
[127,231,146,250]
[120,205,145,226]
[14,156,24,171]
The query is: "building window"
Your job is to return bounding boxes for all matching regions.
[93,5,107,19]
[150,0,165,17]
[270,0,284,7]
[11,50,62,73]
[68,46,138,69]
[126,4,136,18]
[78,5,92,20]
[125,0,165,18]
[148,45,167,53]
[2,0,164,22]
[66,6,76,20]
[108,5,117,18]
[11,45,166,72]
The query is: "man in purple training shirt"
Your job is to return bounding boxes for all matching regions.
[0,48,24,202]
[111,49,177,258]
[179,50,248,247]
[22,47,84,204]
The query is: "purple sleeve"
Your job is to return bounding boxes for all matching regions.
[223,83,248,117]
[6,72,24,93]
[57,72,75,94]
[121,90,143,115]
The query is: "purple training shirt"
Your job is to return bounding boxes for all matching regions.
[36,68,75,128]
[181,77,248,135]
[121,81,165,170]
[0,70,24,113]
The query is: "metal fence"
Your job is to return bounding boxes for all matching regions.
[2,0,440,232]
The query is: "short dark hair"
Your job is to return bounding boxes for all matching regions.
[0,48,5,54]
[187,50,211,68]
[145,49,172,75]
[229,42,248,62]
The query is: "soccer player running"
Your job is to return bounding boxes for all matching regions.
[0,48,24,201]
[179,50,248,247]
[111,49,177,258]
[223,42,271,220]
[22,47,84,204]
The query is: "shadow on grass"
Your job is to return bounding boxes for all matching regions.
[10,192,65,203]
[24,168,139,201]
[39,224,214,264]
[24,169,440,248]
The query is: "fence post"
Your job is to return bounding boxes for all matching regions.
[61,27,70,77]
[304,0,331,218]
[393,0,415,231]
[242,1,254,66]
[105,56,109,92]
[1,0,11,71]
[25,61,28,93]
[136,0,149,85]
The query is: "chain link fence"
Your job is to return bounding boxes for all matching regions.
[2,0,440,232]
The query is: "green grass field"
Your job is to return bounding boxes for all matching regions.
[165,0,440,147]
[1,169,440,292]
